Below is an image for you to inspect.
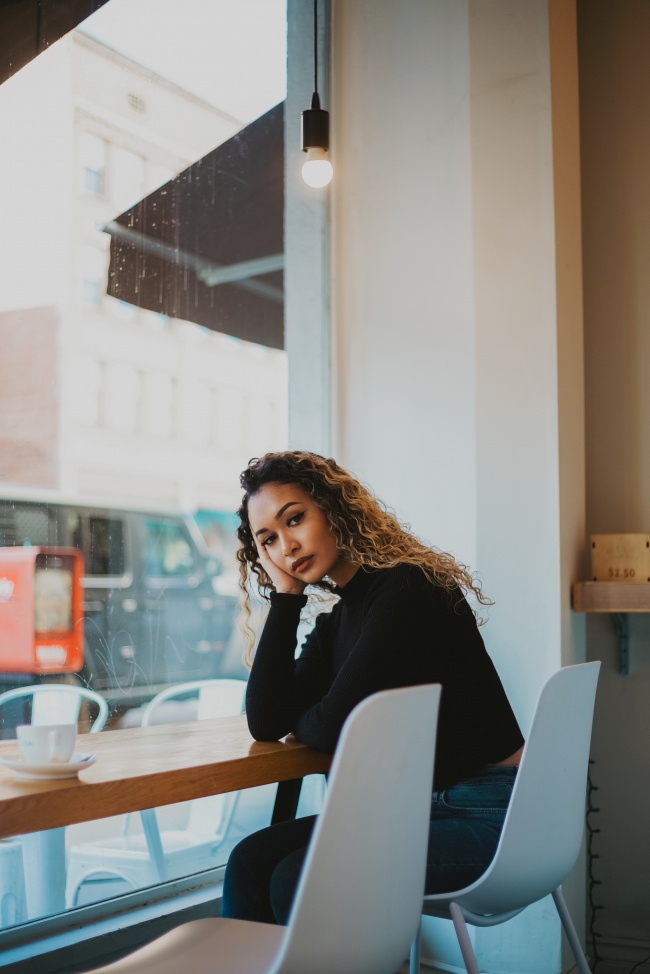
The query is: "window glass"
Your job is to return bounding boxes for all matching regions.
[142,371,175,437]
[79,132,107,196]
[34,554,74,631]
[0,503,57,546]
[79,244,106,306]
[179,382,212,444]
[86,516,126,576]
[0,0,318,945]
[144,518,195,577]
[103,363,139,431]
[149,164,174,192]
[113,147,145,211]
[216,388,245,450]
[75,356,102,426]
[110,297,138,321]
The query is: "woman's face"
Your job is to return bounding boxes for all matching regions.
[247,481,357,588]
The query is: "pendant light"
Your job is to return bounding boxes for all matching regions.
[301,0,333,188]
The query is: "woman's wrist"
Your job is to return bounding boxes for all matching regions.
[274,583,305,596]
[269,589,308,606]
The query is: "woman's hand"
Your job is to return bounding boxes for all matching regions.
[256,541,306,596]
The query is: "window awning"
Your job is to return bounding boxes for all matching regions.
[0,0,110,85]
[104,102,285,350]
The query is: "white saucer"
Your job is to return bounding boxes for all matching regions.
[0,752,96,781]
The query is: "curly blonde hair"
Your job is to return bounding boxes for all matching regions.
[236,451,491,664]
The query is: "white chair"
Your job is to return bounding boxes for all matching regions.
[0,839,27,928]
[87,682,442,974]
[409,661,601,974]
[0,683,109,733]
[0,683,109,920]
[66,679,249,905]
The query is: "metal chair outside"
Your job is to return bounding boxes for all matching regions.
[0,682,109,922]
[66,678,248,905]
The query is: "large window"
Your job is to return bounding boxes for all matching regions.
[0,0,317,959]
[143,518,195,578]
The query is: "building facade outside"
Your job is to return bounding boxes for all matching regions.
[0,23,292,938]
[0,30,288,516]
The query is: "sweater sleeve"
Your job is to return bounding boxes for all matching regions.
[245,592,333,741]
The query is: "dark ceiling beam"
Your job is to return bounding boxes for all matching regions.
[0,0,111,86]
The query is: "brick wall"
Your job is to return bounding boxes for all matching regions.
[0,306,59,486]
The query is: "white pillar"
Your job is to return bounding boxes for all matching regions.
[330,0,586,969]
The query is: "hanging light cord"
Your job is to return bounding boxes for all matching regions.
[313,0,319,95]
[36,0,43,54]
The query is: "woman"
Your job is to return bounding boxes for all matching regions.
[222,450,524,925]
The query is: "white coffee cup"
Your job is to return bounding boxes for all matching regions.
[16,723,77,765]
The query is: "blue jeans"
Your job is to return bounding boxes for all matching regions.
[221,765,517,925]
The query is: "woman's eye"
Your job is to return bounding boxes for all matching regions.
[261,534,275,547]
[287,511,304,526]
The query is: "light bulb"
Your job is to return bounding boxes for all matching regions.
[301,147,333,188]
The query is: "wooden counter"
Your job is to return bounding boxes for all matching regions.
[0,714,331,840]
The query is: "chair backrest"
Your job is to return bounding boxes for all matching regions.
[272,683,442,974]
[0,684,109,734]
[139,679,247,726]
[457,661,601,915]
[140,679,247,837]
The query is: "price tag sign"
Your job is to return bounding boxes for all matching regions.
[590,534,650,583]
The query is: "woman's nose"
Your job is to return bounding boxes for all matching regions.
[282,536,298,556]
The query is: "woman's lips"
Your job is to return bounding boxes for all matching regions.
[292,555,314,573]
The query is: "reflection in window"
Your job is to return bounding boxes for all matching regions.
[79,132,106,196]
[180,382,212,444]
[34,555,74,631]
[0,503,56,547]
[104,363,139,432]
[142,372,175,437]
[150,165,174,193]
[144,519,195,577]
[86,516,125,576]
[0,0,290,942]
[113,147,145,211]
[216,388,244,451]
[127,92,146,114]
[79,244,106,307]
[247,394,272,449]
[110,297,138,321]
[75,356,102,426]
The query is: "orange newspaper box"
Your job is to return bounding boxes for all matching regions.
[0,547,84,674]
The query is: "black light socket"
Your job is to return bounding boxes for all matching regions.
[301,91,329,151]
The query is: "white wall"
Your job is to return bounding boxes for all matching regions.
[331,0,477,567]
[329,0,585,970]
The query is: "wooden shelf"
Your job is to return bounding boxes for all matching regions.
[572,581,650,613]
[572,582,650,675]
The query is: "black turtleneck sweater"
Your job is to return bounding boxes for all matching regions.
[245,563,524,790]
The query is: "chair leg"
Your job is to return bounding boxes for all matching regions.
[140,809,167,882]
[449,902,480,974]
[552,887,593,974]
[21,828,66,919]
[409,917,422,974]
